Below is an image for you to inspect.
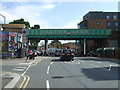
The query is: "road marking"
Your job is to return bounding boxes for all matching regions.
[96,62,102,63]
[79,60,84,63]
[90,64,111,71]
[64,61,80,64]
[19,75,26,88]
[90,64,99,67]
[23,75,30,88]
[2,72,21,89]
[47,66,50,74]
[16,66,27,69]
[19,75,30,89]
[13,69,24,71]
[18,63,29,65]
[46,80,50,90]
[21,65,31,76]
[109,64,118,71]
[50,62,53,65]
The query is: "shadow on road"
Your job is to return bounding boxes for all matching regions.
[51,59,62,62]
[81,66,120,81]
[51,74,84,79]
[80,57,120,64]
[51,59,72,62]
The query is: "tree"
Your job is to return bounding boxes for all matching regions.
[9,18,30,28]
[31,24,40,29]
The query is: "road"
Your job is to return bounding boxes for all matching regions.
[2,56,120,89]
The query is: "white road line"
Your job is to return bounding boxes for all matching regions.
[96,62,102,63]
[90,64,99,67]
[47,66,50,74]
[46,80,50,90]
[79,60,84,63]
[110,64,118,67]
[108,64,118,71]
[13,69,24,71]
[21,65,31,76]
[50,62,53,65]
[90,64,110,71]
[16,66,27,69]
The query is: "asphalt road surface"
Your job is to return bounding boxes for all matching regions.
[2,56,120,89]
[25,57,119,89]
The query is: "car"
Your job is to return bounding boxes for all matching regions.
[32,50,37,57]
[43,50,49,56]
[87,51,98,57]
[55,49,62,56]
[36,50,42,56]
[60,49,74,61]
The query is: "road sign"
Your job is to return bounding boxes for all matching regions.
[22,29,27,36]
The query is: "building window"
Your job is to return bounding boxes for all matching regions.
[107,22,111,26]
[113,15,117,19]
[115,22,118,26]
[106,16,110,19]
[96,22,100,25]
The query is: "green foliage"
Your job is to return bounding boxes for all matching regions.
[31,24,40,29]
[9,18,30,28]
[57,43,62,48]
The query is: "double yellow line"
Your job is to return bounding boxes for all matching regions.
[19,75,30,90]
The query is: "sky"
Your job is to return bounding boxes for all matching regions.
[0,0,119,45]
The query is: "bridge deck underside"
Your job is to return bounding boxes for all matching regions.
[28,36,110,40]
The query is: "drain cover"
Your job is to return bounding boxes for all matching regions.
[52,75,64,79]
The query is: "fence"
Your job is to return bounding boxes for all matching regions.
[97,47,120,59]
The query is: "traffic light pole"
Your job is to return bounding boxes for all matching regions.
[45,39,48,50]
[84,38,86,56]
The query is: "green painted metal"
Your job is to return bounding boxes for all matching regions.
[28,29,111,39]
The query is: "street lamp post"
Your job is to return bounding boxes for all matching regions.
[0,13,6,24]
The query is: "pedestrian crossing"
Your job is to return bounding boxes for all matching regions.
[13,66,27,72]
[64,60,81,64]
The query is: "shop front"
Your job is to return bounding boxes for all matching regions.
[0,31,23,58]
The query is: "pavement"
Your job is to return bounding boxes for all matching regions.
[0,56,44,89]
[0,56,119,89]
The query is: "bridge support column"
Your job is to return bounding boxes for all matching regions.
[45,39,48,50]
[84,38,86,56]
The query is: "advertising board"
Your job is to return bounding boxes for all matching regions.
[0,31,9,42]
[8,32,17,51]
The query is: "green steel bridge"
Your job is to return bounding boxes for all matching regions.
[27,29,111,55]
[28,29,111,40]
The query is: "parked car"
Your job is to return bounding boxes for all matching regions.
[48,48,56,56]
[87,51,98,57]
[55,49,62,56]
[36,50,42,56]
[60,49,74,61]
[32,50,37,57]
[43,50,49,56]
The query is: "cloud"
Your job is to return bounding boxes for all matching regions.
[1,2,56,26]
[2,0,119,2]
[63,19,80,29]
[0,11,17,23]
[41,4,55,9]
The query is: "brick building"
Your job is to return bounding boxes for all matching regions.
[78,11,120,50]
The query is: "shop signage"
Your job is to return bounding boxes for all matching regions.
[0,31,9,42]
[9,33,17,37]
[8,32,17,51]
